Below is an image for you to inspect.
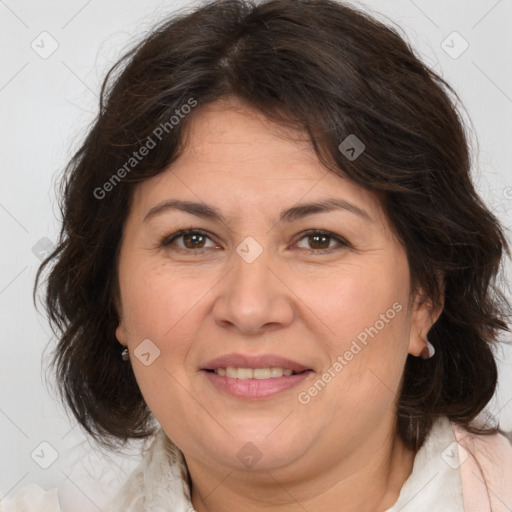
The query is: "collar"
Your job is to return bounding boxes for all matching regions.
[384,416,464,511]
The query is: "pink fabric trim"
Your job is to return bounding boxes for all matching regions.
[452,423,512,512]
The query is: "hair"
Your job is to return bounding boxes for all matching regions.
[34,0,511,453]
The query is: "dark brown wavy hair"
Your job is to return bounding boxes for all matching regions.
[34,0,511,453]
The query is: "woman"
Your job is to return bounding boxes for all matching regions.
[12,0,512,510]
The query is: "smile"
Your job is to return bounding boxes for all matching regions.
[202,368,313,399]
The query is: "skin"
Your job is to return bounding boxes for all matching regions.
[115,96,443,512]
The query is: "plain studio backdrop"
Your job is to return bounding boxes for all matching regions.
[1,0,511,510]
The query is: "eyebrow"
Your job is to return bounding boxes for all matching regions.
[143,197,373,224]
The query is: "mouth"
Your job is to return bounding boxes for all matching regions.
[203,367,310,379]
[201,353,312,374]
[200,354,314,399]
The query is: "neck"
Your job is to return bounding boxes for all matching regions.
[186,424,416,512]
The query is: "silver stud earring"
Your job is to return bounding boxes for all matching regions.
[121,347,130,361]
[420,337,435,359]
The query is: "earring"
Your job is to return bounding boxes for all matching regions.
[420,337,435,359]
[121,347,130,361]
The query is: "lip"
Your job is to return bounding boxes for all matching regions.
[200,353,312,373]
[202,369,313,399]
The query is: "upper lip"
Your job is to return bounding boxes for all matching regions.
[201,353,312,373]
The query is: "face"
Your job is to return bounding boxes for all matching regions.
[115,96,435,478]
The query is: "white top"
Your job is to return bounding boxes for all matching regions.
[0,416,466,511]
[385,416,464,511]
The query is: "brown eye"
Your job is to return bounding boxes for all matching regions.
[182,232,207,249]
[161,229,217,251]
[295,230,350,252]
[307,233,331,250]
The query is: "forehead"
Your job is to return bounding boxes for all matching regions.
[181,97,316,165]
[130,97,387,228]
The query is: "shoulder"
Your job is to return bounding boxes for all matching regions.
[451,421,512,512]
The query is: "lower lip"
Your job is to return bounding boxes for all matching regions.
[202,370,313,399]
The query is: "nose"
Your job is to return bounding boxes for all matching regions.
[212,244,295,335]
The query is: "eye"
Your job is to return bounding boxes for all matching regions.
[293,230,351,253]
[160,228,351,253]
[160,229,219,251]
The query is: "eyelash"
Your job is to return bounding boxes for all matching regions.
[159,228,352,254]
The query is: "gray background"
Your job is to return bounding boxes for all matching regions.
[1,0,511,510]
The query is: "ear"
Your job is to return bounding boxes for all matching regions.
[115,322,128,346]
[408,279,445,357]
[114,293,128,347]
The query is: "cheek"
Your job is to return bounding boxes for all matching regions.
[294,256,411,409]
[297,256,409,349]
[118,262,210,430]
[119,258,212,340]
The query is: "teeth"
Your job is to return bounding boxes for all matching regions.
[254,368,271,379]
[215,367,295,379]
[237,368,254,380]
